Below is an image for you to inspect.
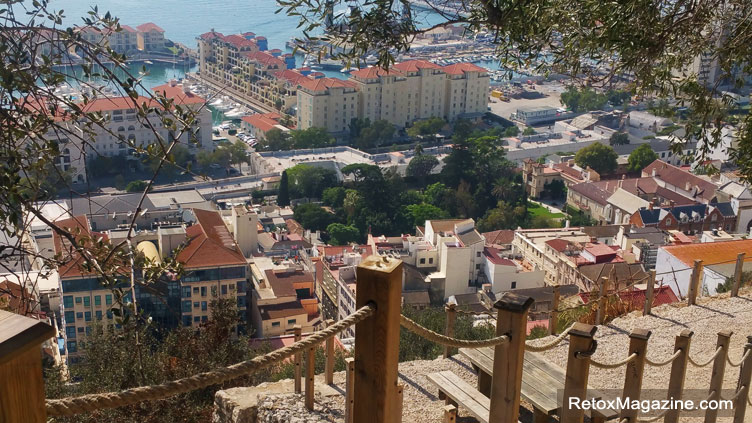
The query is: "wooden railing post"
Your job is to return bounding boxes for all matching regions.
[396,383,404,420]
[665,330,693,423]
[443,404,457,422]
[488,293,534,423]
[732,336,752,423]
[305,345,315,410]
[731,252,746,297]
[704,330,732,423]
[0,310,55,423]
[443,303,456,358]
[619,329,651,423]
[596,276,609,325]
[353,256,402,423]
[688,259,703,306]
[644,271,656,316]
[325,319,335,385]
[345,357,355,423]
[549,284,560,335]
[561,323,598,423]
[294,325,302,394]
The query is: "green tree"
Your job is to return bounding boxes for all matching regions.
[228,140,249,168]
[574,143,618,174]
[522,126,536,136]
[424,182,451,208]
[290,127,335,149]
[326,223,361,245]
[286,164,339,199]
[260,128,292,151]
[407,117,445,138]
[452,119,473,142]
[628,143,659,172]
[278,170,290,207]
[543,179,567,199]
[503,125,520,137]
[609,132,630,146]
[126,180,148,193]
[607,90,632,107]
[322,186,347,208]
[293,203,336,231]
[405,154,440,181]
[560,86,608,112]
[357,119,395,149]
[404,203,448,227]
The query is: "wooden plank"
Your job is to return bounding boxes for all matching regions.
[731,252,746,297]
[688,259,703,306]
[444,304,456,358]
[294,325,302,394]
[325,319,335,385]
[619,329,651,423]
[427,371,490,423]
[704,330,731,423]
[0,310,55,365]
[561,323,597,423]
[733,335,752,423]
[305,346,315,410]
[353,256,402,423]
[345,357,355,423]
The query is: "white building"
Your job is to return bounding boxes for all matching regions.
[481,246,544,292]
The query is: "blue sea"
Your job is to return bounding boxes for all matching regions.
[37,0,505,87]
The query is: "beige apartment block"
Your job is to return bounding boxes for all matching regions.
[296,78,359,133]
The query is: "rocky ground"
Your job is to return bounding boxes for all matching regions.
[233,290,752,423]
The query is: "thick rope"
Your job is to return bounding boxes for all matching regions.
[45,303,376,417]
[645,349,683,367]
[588,353,638,369]
[455,309,495,317]
[727,349,750,368]
[720,385,746,402]
[688,346,723,368]
[635,406,671,422]
[524,324,575,352]
[399,314,509,348]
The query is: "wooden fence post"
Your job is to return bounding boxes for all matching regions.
[353,256,402,423]
[345,357,355,423]
[643,271,656,316]
[549,285,560,336]
[688,260,703,306]
[488,293,535,423]
[561,323,598,423]
[325,319,335,385]
[294,325,302,394]
[396,383,404,420]
[305,345,315,410]
[619,329,651,423]
[664,330,694,423]
[596,277,609,325]
[732,336,752,423]
[443,303,456,358]
[0,310,55,423]
[704,330,732,423]
[443,404,457,422]
[731,252,746,297]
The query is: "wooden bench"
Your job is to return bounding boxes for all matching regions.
[427,371,494,423]
[460,347,619,422]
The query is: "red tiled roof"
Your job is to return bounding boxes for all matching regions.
[120,25,137,33]
[552,163,586,182]
[442,62,487,75]
[662,239,752,267]
[298,77,357,92]
[350,67,403,79]
[580,285,678,309]
[642,160,718,202]
[584,243,616,257]
[264,269,314,298]
[136,22,164,33]
[52,216,125,279]
[393,60,442,73]
[176,209,246,269]
[274,69,313,86]
[483,247,515,266]
[242,112,282,132]
[199,31,225,41]
[243,50,285,68]
[545,239,573,252]
[152,83,206,105]
[223,34,257,49]
[482,230,515,246]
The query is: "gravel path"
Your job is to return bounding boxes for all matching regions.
[257,291,752,422]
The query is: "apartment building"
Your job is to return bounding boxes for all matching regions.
[135,23,166,52]
[642,160,720,204]
[481,246,544,292]
[55,208,251,357]
[197,31,296,110]
[33,81,212,184]
[298,60,490,134]
[629,202,737,233]
[76,25,138,54]
[512,228,591,286]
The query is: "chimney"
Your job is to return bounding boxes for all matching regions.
[564,219,570,229]
[618,178,623,189]
[652,168,657,177]
[232,205,259,258]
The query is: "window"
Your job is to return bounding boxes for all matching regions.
[76,312,83,320]
[194,316,200,323]
[95,311,102,320]
[420,258,426,264]
[182,316,192,326]
[83,297,90,307]
[511,282,517,289]
[193,287,199,294]
[429,258,434,264]
[237,296,246,308]
[202,316,208,322]
[181,300,192,313]
[271,321,281,327]
[477,252,481,258]
[68,341,78,353]
[221,285,228,295]
[201,286,207,297]
[75,297,82,304]
[66,326,76,339]
[94,295,101,306]
[63,296,74,308]
[84,312,92,322]
[65,311,75,323]
[106,311,113,319]
[106,294,113,305]
[475,264,481,270]
[201,301,208,311]
[77,327,84,333]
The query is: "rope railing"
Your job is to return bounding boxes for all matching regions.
[645,349,683,367]
[727,349,750,368]
[524,324,575,352]
[635,406,671,422]
[399,314,510,348]
[688,346,723,368]
[455,308,495,317]
[45,303,376,417]
[586,352,638,369]
[721,385,747,402]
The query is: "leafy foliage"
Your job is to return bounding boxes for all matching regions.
[405,153,440,180]
[609,132,630,146]
[406,117,446,138]
[628,144,659,172]
[574,143,618,175]
[326,223,361,245]
[277,170,290,206]
[285,164,338,199]
[560,86,608,112]
[293,203,336,232]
